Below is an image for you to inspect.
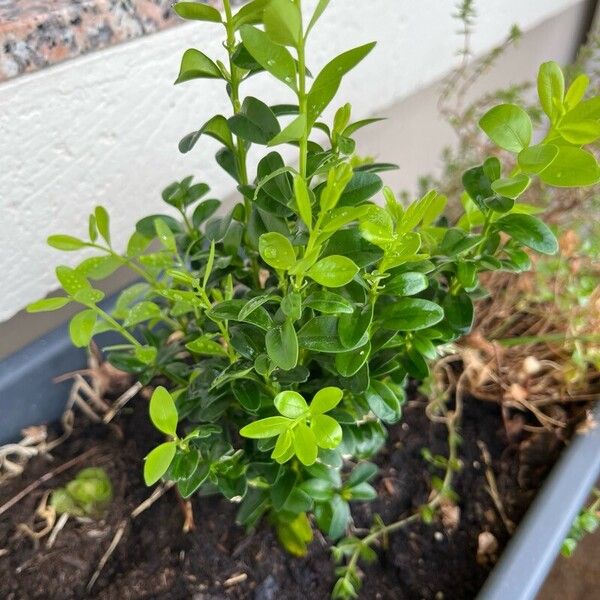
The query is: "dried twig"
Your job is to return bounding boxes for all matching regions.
[0,448,97,518]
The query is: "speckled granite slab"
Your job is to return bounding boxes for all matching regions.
[0,1,240,82]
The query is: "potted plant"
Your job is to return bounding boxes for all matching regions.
[2,1,600,598]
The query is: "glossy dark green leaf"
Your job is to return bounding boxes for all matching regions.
[240,25,297,89]
[304,291,354,314]
[298,316,346,353]
[266,320,299,371]
[365,380,403,424]
[175,49,222,84]
[228,97,281,144]
[339,304,372,349]
[443,292,474,335]
[380,298,444,331]
[495,213,558,255]
[179,115,234,154]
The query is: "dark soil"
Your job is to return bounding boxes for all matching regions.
[0,395,575,600]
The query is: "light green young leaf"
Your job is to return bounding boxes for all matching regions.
[27,297,71,313]
[306,0,330,37]
[240,416,293,439]
[95,206,110,244]
[538,146,600,187]
[564,73,589,111]
[123,301,162,327]
[240,25,297,90]
[173,2,222,23]
[311,414,342,449]
[537,61,564,122]
[69,309,97,347]
[491,174,531,199]
[154,218,177,252]
[268,114,307,147]
[479,103,532,152]
[275,390,308,418]
[292,173,312,229]
[144,442,177,486]
[293,422,318,466]
[149,386,178,436]
[186,336,228,357]
[310,386,343,414]
[263,0,302,47]
[56,266,91,296]
[259,232,296,270]
[306,256,359,288]
[47,235,88,251]
[134,345,157,365]
[517,144,558,174]
[307,42,376,126]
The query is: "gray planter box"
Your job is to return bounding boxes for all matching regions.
[1,302,599,600]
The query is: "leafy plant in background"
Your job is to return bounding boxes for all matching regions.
[26,0,600,597]
[561,489,600,557]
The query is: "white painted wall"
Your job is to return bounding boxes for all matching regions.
[0,0,584,321]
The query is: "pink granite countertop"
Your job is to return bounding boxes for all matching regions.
[0,1,237,81]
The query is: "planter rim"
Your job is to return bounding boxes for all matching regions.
[1,294,599,599]
[477,401,600,600]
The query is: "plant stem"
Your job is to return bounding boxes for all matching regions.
[223,0,249,193]
[296,0,309,179]
[93,305,141,347]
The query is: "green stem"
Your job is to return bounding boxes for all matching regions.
[296,0,309,179]
[93,305,141,347]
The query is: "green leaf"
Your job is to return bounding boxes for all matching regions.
[228,97,280,144]
[335,343,369,377]
[537,61,564,122]
[263,0,302,47]
[240,25,297,90]
[443,292,474,335]
[495,214,558,255]
[310,387,343,414]
[178,462,210,498]
[304,291,354,314]
[123,301,161,326]
[306,0,330,36]
[491,174,530,199]
[538,146,600,187]
[380,298,444,331]
[149,386,178,436]
[307,42,376,126]
[365,381,403,424]
[134,345,157,365]
[298,316,346,353]
[269,114,307,147]
[144,442,177,486]
[175,49,222,84]
[479,103,532,152]
[311,414,342,449]
[192,199,221,228]
[384,272,428,296]
[27,297,70,313]
[95,206,110,244]
[338,171,383,206]
[77,255,122,280]
[154,218,177,252]
[272,429,294,462]
[173,2,222,22]
[69,309,97,348]
[47,235,87,251]
[339,304,372,349]
[293,422,318,466]
[307,256,359,288]
[281,292,302,320]
[240,416,292,439]
[275,390,308,418]
[517,144,558,174]
[180,115,234,153]
[564,73,589,110]
[186,336,227,357]
[266,320,299,371]
[558,117,600,145]
[347,462,378,486]
[259,232,296,270]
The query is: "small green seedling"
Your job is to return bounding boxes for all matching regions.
[50,467,113,518]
